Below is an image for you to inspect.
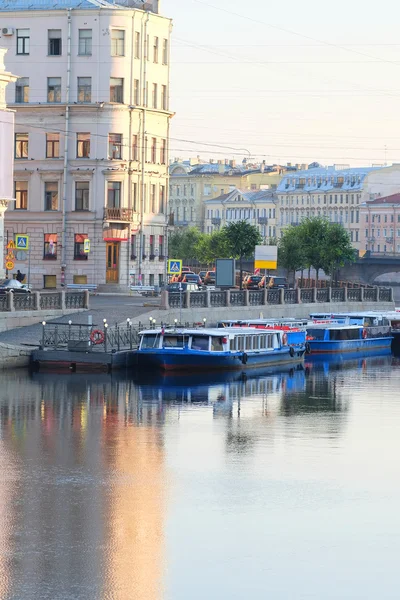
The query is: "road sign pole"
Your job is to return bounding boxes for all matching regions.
[27,244,31,288]
[5,230,8,278]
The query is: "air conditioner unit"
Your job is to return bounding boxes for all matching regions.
[2,27,14,36]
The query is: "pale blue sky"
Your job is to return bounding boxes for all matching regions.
[163,0,400,167]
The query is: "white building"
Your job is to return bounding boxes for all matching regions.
[1,0,172,289]
[0,48,17,278]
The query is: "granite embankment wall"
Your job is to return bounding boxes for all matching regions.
[0,342,32,369]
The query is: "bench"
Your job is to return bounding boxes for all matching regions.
[130,285,160,297]
[66,284,98,292]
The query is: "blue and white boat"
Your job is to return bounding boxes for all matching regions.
[137,326,306,371]
[217,319,309,354]
[306,321,392,354]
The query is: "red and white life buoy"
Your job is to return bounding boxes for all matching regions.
[362,328,368,339]
[90,329,105,345]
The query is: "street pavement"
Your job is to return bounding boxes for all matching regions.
[0,294,158,347]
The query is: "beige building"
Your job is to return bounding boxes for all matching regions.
[169,158,283,232]
[203,189,277,241]
[1,0,172,289]
[359,193,400,254]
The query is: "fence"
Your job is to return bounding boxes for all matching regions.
[41,319,141,352]
[0,290,88,313]
[163,286,393,310]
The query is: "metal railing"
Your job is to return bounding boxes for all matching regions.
[103,207,133,222]
[41,320,141,352]
[0,290,88,313]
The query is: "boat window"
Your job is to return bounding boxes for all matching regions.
[237,336,245,351]
[253,336,260,350]
[260,335,266,349]
[163,335,185,348]
[211,337,224,351]
[330,328,359,341]
[267,334,273,348]
[191,335,209,351]
[245,336,252,350]
[230,338,235,351]
[306,328,325,340]
[141,334,159,349]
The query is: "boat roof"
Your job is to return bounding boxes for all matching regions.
[307,324,362,330]
[310,312,385,318]
[139,327,283,335]
[220,318,308,324]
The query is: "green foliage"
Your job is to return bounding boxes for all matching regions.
[195,230,230,264]
[321,222,356,277]
[278,226,306,274]
[168,227,202,261]
[222,221,262,259]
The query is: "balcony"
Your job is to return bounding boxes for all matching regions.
[211,217,221,226]
[103,207,133,223]
[258,216,268,225]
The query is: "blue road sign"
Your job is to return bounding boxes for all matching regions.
[167,259,182,275]
[15,234,29,250]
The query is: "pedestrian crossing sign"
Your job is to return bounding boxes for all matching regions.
[167,259,182,275]
[15,234,29,250]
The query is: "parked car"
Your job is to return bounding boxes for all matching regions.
[181,273,203,286]
[0,279,31,293]
[243,275,262,290]
[198,271,207,282]
[177,271,195,282]
[258,276,288,289]
[166,282,200,293]
[204,271,216,285]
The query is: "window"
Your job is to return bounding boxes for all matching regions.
[133,182,138,212]
[74,234,88,260]
[77,132,90,158]
[17,29,30,55]
[78,29,92,55]
[160,139,166,164]
[15,77,29,103]
[176,185,180,196]
[159,235,164,257]
[142,233,146,257]
[77,77,91,102]
[44,182,58,210]
[384,214,388,223]
[149,235,155,258]
[44,233,57,259]
[109,133,122,159]
[111,29,125,56]
[153,36,159,62]
[134,79,140,105]
[134,32,140,59]
[15,133,28,159]
[132,135,139,160]
[107,181,121,208]
[151,184,156,213]
[47,77,61,103]
[46,133,60,158]
[131,234,137,259]
[48,30,62,56]
[355,230,359,242]
[144,81,149,106]
[162,38,168,64]
[75,181,89,211]
[159,185,165,214]
[110,77,123,103]
[161,84,167,110]
[152,83,158,108]
[14,181,28,210]
[151,137,157,162]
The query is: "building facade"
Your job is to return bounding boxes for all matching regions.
[1,0,172,289]
[359,193,400,254]
[169,158,284,232]
[203,189,277,241]
[276,165,381,249]
[0,48,17,278]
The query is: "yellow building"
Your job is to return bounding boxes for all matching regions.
[169,158,284,232]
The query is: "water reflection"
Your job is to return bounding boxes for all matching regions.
[0,350,395,599]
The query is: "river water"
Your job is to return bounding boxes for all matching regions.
[0,352,399,600]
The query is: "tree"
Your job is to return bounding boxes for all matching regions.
[195,230,229,264]
[321,222,356,285]
[222,221,262,289]
[298,216,329,283]
[168,227,202,262]
[278,226,306,285]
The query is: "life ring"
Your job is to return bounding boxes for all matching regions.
[362,328,368,339]
[305,342,311,354]
[282,333,288,345]
[242,352,248,365]
[289,346,295,357]
[90,329,105,345]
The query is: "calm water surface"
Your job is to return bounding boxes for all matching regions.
[0,353,399,599]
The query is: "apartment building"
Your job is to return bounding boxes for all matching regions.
[203,189,277,241]
[169,158,284,232]
[1,0,172,289]
[359,193,400,254]
[276,165,382,249]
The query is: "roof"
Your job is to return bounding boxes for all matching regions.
[277,166,381,194]
[365,193,400,206]
[0,0,151,11]
[204,188,277,205]
[169,161,278,177]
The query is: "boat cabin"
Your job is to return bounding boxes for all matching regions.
[307,324,363,342]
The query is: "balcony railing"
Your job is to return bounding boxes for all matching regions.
[103,207,133,222]
[258,216,268,225]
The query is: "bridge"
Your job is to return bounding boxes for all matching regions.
[338,252,400,285]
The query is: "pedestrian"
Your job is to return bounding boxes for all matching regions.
[16,270,24,283]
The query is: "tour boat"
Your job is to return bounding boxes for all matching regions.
[137,326,306,371]
[217,319,309,353]
[305,321,392,354]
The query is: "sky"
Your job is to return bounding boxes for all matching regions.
[162,0,400,167]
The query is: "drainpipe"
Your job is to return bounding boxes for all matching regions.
[164,20,173,286]
[61,9,72,286]
[138,12,149,283]
[127,11,136,287]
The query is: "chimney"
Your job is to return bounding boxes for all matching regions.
[229,160,236,168]
[287,162,292,167]
[260,160,265,173]
[209,158,214,164]
[225,158,229,165]
[218,162,225,174]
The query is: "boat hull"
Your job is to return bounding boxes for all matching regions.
[308,336,392,354]
[137,346,306,371]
